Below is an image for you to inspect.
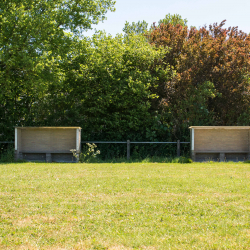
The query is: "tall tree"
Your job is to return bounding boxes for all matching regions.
[0,0,115,140]
[148,20,250,139]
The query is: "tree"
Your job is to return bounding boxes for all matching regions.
[37,32,171,140]
[158,13,188,27]
[0,0,115,140]
[123,14,187,37]
[123,21,148,35]
[148,20,250,139]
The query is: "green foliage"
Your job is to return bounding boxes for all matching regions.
[74,143,101,163]
[0,0,115,140]
[123,20,148,35]
[0,145,14,163]
[39,32,172,144]
[160,81,220,140]
[158,13,188,27]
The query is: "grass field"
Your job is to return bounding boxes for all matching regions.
[0,162,250,249]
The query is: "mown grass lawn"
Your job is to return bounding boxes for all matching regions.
[0,162,250,249]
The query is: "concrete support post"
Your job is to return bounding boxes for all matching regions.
[191,128,195,161]
[15,151,19,160]
[220,153,225,162]
[46,153,52,163]
[18,153,23,160]
[191,151,196,162]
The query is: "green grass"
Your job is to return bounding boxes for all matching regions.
[0,162,250,249]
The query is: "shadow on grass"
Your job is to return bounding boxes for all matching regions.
[79,156,193,164]
[0,156,193,164]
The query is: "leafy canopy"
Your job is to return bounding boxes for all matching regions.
[0,0,116,140]
[148,20,250,134]
[158,13,188,27]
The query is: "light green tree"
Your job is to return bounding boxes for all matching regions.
[123,21,148,35]
[158,13,188,26]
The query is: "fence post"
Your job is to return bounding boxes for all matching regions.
[177,140,180,157]
[127,140,130,160]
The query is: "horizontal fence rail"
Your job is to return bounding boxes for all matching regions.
[82,141,190,144]
[0,141,190,160]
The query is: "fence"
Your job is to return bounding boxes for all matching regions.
[0,140,190,160]
[82,140,190,160]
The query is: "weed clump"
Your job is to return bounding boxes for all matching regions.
[0,146,14,163]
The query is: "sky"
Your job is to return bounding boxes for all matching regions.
[84,0,250,36]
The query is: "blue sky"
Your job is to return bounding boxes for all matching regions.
[84,0,250,36]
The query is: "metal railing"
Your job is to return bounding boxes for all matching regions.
[0,140,190,160]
